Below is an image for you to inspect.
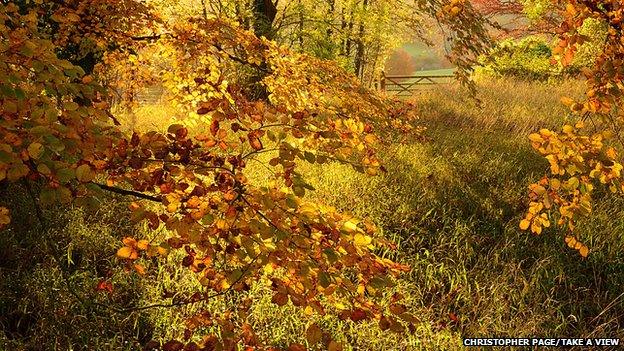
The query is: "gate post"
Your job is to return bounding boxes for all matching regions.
[380,71,386,92]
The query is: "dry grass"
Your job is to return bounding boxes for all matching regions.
[3,78,624,350]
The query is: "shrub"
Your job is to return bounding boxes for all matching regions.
[477,36,561,81]
[478,19,606,81]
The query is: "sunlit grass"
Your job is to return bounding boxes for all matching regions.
[3,78,624,350]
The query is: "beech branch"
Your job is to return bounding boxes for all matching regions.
[95,183,161,202]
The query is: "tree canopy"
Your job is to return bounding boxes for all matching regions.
[1,0,623,348]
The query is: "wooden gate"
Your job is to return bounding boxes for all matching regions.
[379,72,455,97]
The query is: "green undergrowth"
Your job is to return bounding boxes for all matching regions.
[2,79,624,350]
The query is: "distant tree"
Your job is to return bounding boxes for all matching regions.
[385,49,416,76]
[473,0,560,37]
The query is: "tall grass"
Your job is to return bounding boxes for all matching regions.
[3,78,624,350]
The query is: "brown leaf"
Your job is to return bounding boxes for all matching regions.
[305,323,323,345]
[248,133,263,151]
[328,341,343,351]
[349,308,367,322]
[210,120,220,136]
[271,292,288,306]
[162,340,184,351]
[287,343,306,351]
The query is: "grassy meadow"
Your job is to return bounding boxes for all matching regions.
[2,78,624,350]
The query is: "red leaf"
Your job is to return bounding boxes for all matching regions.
[96,279,113,294]
[349,308,367,322]
[210,120,220,136]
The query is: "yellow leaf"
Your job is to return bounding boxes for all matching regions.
[519,219,531,230]
[354,233,372,247]
[531,185,547,195]
[528,133,542,143]
[364,134,378,144]
[117,246,138,260]
[560,97,575,106]
[341,220,358,233]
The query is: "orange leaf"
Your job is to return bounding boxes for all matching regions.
[134,264,147,275]
[96,280,113,294]
[0,207,10,228]
[248,134,263,151]
[579,245,589,258]
[449,312,459,323]
[122,237,137,247]
[117,246,138,260]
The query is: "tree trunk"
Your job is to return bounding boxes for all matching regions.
[326,0,335,39]
[354,0,369,80]
[252,0,278,39]
[298,8,304,50]
[344,7,354,58]
[250,0,278,100]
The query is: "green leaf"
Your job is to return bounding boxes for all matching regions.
[304,151,316,163]
[75,164,95,183]
[20,44,34,57]
[227,269,243,285]
[0,85,15,98]
[293,185,305,197]
[27,143,44,159]
[7,163,29,181]
[14,88,25,100]
[323,249,338,263]
[318,271,331,288]
[44,135,64,153]
[0,150,14,163]
[201,213,214,225]
[56,168,75,184]
[39,188,57,204]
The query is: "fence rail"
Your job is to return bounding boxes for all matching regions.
[380,73,455,97]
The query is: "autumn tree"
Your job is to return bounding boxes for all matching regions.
[520,0,624,258]
[385,49,417,76]
[0,0,500,348]
[0,1,420,348]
